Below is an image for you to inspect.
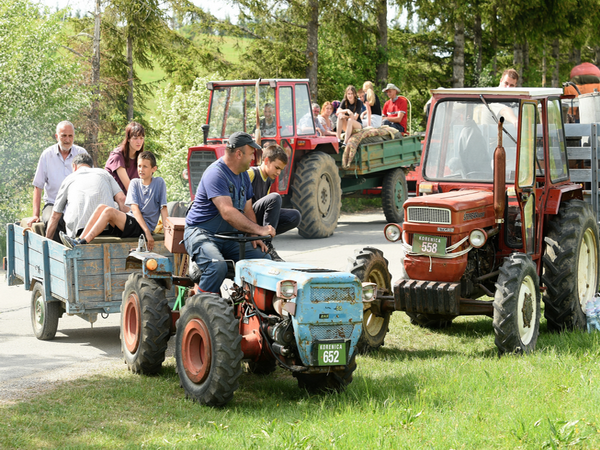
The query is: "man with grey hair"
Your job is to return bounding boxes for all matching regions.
[46,153,128,241]
[28,121,89,241]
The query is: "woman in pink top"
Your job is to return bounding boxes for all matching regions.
[105,122,145,194]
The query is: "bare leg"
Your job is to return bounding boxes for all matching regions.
[336,117,347,141]
[79,204,111,238]
[81,207,128,244]
[343,119,362,144]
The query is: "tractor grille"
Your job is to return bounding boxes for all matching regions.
[309,324,355,340]
[407,206,451,224]
[189,151,217,194]
[310,286,356,303]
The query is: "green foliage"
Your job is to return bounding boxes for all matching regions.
[0,0,88,257]
[151,75,221,202]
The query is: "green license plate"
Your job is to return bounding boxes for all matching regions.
[317,342,347,366]
[412,234,447,256]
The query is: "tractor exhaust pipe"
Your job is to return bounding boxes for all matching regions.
[493,117,506,224]
[201,124,209,145]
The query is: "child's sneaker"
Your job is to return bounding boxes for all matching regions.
[59,231,79,249]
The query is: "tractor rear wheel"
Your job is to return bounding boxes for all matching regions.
[493,254,540,355]
[291,152,341,239]
[31,283,62,340]
[293,355,356,394]
[175,293,243,406]
[121,273,171,374]
[382,168,407,223]
[542,199,599,332]
[349,247,392,353]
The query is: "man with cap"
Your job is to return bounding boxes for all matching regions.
[184,131,276,294]
[381,83,408,134]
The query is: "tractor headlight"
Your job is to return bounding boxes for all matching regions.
[469,229,487,248]
[384,223,402,242]
[276,280,297,299]
[362,282,377,302]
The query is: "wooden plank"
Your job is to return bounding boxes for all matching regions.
[23,231,30,289]
[104,245,112,301]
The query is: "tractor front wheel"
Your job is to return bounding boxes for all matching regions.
[121,273,171,374]
[349,247,392,353]
[175,293,243,406]
[493,253,540,355]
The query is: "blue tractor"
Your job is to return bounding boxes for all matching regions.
[122,222,367,406]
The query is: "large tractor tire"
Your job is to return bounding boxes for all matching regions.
[493,254,541,355]
[31,283,62,340]
[349,247,392,353]
[382,168,408,223]
[542,199,599,332]
[293,355,356,394]
[291,152,342,239]
[175,293,243,406]
[121,273,171,374]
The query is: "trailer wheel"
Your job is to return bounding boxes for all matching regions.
[349,247,392,353]
[291,152,341,239]
[176,293,243,406]
[31,283,61,340]
[542,199,599,332]
[121,273,171,374]
[406,312,454,329]
[293,355,356,394]
[382,168,408,223]
[493,254,540,355]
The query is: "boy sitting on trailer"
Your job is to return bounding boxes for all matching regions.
[60,151,168,252]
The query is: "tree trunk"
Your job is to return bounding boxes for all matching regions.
[491,6,497,79]
[542,46,546,87]
[86,0,101,166]
[552,38,560,88]
[376,0,388,88]
[306,0,318,102]
[595,47,600,67]
[453,20,465,88]
[571,47,581,66]
[522,39,529,86]
[513,40,523,82]
[127,33,134,121]
[474,13,482,85]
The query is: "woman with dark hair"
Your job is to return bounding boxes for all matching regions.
[105,122,145,193]
[336,85,364,146]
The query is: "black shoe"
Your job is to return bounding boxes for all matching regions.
[266,241,284,262]
[59,231,79,249]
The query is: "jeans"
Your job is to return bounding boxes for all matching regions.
[184,226,271,294]
[382,120,405,134]
[252,193,301,236]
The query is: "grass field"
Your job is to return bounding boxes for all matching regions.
[2,313,600,449]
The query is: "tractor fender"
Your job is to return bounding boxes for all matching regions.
[125,251,173,289]
[545,184,583,215]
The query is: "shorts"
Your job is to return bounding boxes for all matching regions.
[108,214,145,239]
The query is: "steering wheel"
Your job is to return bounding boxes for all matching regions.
[214,232,273,259]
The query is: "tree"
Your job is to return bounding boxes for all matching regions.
[0,0,88,257]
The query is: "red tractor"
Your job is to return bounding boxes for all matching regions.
[351,87,600,355]
[187,79,421,238]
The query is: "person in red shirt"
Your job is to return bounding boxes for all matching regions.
[381,83,408,134]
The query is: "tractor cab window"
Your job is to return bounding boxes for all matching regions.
[279,87,294,137]
[423,99,519,183]
[295,84,315,135]
[207,85,276,139]
[547,98,569,182]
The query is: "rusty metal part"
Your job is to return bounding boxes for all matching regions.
[493,117,506,224]
[395,279,461,315]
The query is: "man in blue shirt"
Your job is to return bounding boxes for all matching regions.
[184,132,276,294]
